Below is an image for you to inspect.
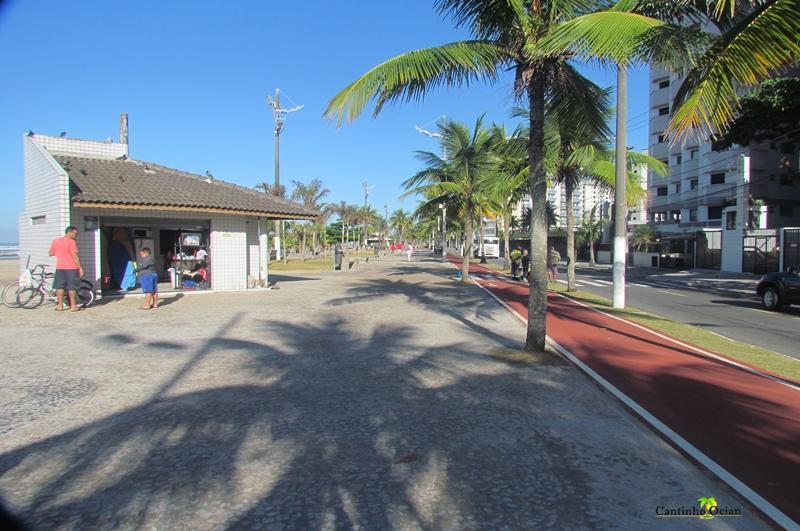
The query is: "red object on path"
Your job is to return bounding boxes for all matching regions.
[451,258,800,526]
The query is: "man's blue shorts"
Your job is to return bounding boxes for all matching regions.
[140,273,158,293]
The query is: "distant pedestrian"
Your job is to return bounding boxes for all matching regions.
[135,247,159,310]
[48,226,84,312]
[405,243,414,262]
[548,246,561,282]
[521,249,530,280]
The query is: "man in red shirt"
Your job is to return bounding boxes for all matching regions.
[48,226,84,311]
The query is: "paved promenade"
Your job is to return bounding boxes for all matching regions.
[457,258,798,529]
[0,255,767,529]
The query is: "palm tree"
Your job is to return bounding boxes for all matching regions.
[576,205,606,267]
[325,0,625,351]
[390,209,413,242]
[630,223,659,253]
[542,1,799,304]
[331,201,349,246]
[291,179,330,260]
[403,117,496,282]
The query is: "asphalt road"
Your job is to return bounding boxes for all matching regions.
[561,265,800,360]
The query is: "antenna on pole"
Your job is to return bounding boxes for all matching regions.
[266,88,303,260]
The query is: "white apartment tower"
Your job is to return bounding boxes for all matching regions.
[648,67,800,235]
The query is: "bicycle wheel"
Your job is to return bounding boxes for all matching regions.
[78,284,95,308]
[1,281,21,307]
[16,287,44,309]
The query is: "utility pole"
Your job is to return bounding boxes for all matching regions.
[267,88,303,260]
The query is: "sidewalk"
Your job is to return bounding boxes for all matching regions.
[455,258,800,529]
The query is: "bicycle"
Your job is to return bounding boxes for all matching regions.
[12,263,95,310]
[1,257,41,308]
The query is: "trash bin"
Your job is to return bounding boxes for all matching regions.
[334,245,343,271]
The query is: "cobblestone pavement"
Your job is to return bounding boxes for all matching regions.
[0,255,767,529]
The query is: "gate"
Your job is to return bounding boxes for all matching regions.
[743,234,778,274]
[783,228,800,270]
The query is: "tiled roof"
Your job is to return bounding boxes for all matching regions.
[53,155,318,220]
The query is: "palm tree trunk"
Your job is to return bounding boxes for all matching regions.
[462,203,473,281]
[503,215,511,271]
[525,76,548,353]
[301,228,307,261]
[312,230,317,258]
[589,241,596,268]
[565,178,577,292]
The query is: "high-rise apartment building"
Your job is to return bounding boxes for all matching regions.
[648,67,800,235]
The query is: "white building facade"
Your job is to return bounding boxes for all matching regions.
[648,65,800,272]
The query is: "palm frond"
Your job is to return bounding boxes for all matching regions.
[669,0,800,140]
[536,9,663,65]
[324,41,511,125]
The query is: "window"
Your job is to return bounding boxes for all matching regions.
[30,215,46,225]
[657,133,666,144]
[690,149,699,160]
[780,205,794,217]
[658,106,669,116]
[690,178,698,190]
[675,155,682,164]
[657,186,668,196]
[708,206,723,219]
[726,211,737,230]
[671,210,681,222]
[780,143,795,155]
[674,183,681,193]
[710,172,725,185]
[689,209,697,222]
[658,79,670,89]
[652,212,667,223]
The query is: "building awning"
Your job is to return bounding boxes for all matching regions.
[55,155,318,220]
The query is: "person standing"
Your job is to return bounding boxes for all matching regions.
[521,249,530,280]
[135,247,158,310]
[548,245,561,282]
[48,226,84,312]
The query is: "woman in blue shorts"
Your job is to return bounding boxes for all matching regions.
[135,247,159,309]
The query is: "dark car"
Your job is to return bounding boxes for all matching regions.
[757,268,800,310]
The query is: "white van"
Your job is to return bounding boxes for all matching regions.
[473,236,500,258]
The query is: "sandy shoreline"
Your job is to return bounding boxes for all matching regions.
[0,259,18,285]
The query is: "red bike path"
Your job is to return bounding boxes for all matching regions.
[451,258,799,527]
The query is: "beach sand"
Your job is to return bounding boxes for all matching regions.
[0,260,18,285]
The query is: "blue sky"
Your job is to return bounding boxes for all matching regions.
[0,0,651,243]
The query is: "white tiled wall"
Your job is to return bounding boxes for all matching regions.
[210,215,248,291]
[33,135,128,159]
[18,136,71,275]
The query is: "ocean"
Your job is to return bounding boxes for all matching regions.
[0,245,19,260]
